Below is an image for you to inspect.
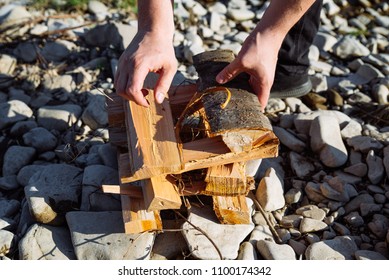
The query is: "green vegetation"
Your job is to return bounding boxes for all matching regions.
[29,0,137,12]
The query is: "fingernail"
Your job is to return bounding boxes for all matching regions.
[156,92,165,103]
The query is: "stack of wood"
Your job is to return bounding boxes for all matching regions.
[104,50,279,234]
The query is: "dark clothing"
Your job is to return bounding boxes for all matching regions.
[276,0,323,77]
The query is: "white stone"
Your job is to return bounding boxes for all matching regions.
[227,8,255,22]
[332,35,370,59]
[289,152,315,179]
[256,240,296,260]
[272,126,306,153]
[255,168,285,212]
[0,100,33,129]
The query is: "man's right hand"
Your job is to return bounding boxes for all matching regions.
[114,31,177,107]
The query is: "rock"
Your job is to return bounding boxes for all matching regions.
[81,90,108,129]
[23,127,58,152]
[289,152,315,178]
[310,115,348,168]
[366,150,385,184]
[181,205,254,260]
[255,167,285,212]
[43,74,75,94]
[344,212,364,227]
[332,35,370,59]
[256,240,296,260]
[355,250,387,260]
[300,208,326,221]
[299,218,328,233]
[344,193,375,214]
[367,214,389,239]
[88,0,109,20]
[13,42,37,63]
[0,54,16,74]
[0,229,14,257]
[227,8,255,21]
[0,100,33,129]
[84,23,124,50]
[41,40,76,62]
[305,236,358,260]
[0,175,19,191]
[24,164,83,225]
[272,126,305,153]
[66,211,155,260]
[249,225,275,245]
[16,165,45,187]
[37,104,82,131]
[18,224,76,260]
[237,241,257,260]
[0,198,20,219]
[2,145,36,176]
[347,136,384,153]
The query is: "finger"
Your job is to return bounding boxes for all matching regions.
[249,76,270,112]
[154,66,176,104]
[126,66,150,107]
[215,59,242,84]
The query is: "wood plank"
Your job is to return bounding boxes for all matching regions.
[101,184,143,198]
[123,90,182,182]
[119,135,278,183]
[143,175,182,211]
[213,195,251,224]
[205,162,248,196]
[121,195,162,234]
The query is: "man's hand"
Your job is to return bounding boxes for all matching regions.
[114,31,177,107]
[216,31,278,111]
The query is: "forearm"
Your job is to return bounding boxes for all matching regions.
[254,0,316,48]
[138,0,175,38]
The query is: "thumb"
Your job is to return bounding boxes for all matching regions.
[154,67,175,104]
[216,59,242,84]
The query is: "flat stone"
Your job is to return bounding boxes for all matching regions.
[344,193,375,214]
[182,205,254,260]
[237,241,257,260]
[344,211,365,227]
[0,175,19,191]
[305,236,358,260]
[367,214,389,239]
[355,250,387,260]
[256,240,296,260]
[227,8,255,21]
[43,74,75,94]
[272,126,306,153]
[0,198,20,219]
[2,145,36,176]
[289,152,315,179]
[23,127,58,153]
[300,208,326,221]
[24,164,83,225]
[0,100,33,129]
[332,35,370,59]
[366,150,385,184]
[0,217,15,231]
[344,163,368,177]
[16,165,45,187]
[347,136,384,153]
[41,40,76,62]
[66,211,155,260]
[305,182,327,203]
[280,215,303,228]
[299,218,328,233]
[18,223,76,260]
[81,90,108,129]
[37,104,82,132]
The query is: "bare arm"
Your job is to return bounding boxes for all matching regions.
[216,0,317,110]
[114,0,176,107]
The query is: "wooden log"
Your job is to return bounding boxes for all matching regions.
[121,195,162,234]
[123,91,182,182]
[118,134,278,183]
[106,93,127,148]
[213,195,251,224]
[102,183,143,198]
[204,162,248,196]
[143,175,182,211]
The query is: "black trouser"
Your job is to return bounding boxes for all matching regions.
[276,0,323,77]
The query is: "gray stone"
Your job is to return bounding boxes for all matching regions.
[23,127,58,152]
[41,40,76,62]
[81,90,108,129]
[43,74,75,94]
[255,167,285,212]
[305,236,358,260]
[182,206,254,260]
[10,120,37,137]
[289,152,315,178]
[288,239,307,257]
[272,126,305,153]
[88,0,109,20]
[0,100,33,129]
[151,220,188,260]
[0,198,20,219]
[366,150,385,184]
[300,208,326,221]
[16,165,45,187]
[2,145,36,176]
[24,164,83,225]
[300,218,328,233]
[0,217,15,231]
[37,104,82,131]
[66,211,155,260]
[305,181,327,203]
[344,193,375,214]
[237,241,257,260]
[344,163,368,177]
[0,175,19,191]
[310,115,348,168]
[344,211,364,227]
[98,143,118,169]
[367,214,389,239]
[347,136,384,153]
[355,250,387,260]
[13,42,37,63]
[256,240,296,260]
[0,229,14,257]
[18,223,76,260]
